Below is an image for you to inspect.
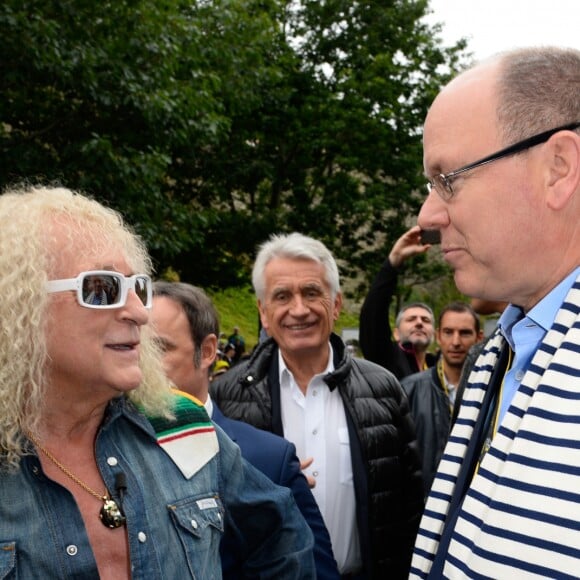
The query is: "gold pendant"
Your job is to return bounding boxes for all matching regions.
[100,498,126,529]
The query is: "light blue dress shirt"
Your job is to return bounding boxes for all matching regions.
[498,267,580,424]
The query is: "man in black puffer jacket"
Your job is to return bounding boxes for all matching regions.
[211,233,424,580]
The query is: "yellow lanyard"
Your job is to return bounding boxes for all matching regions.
[475,347,513,475]
[436,357,453,415]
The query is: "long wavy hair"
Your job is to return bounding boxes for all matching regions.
[0,185,174,470]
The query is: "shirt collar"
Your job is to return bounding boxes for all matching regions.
[102,396,158,439]
[278,342,335,387]
[204,395,214,418]
[499,266,580,346]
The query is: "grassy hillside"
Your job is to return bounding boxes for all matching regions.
[208,286,361,352]
[207,286,261,349]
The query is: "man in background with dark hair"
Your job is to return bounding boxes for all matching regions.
[401,302,483,495]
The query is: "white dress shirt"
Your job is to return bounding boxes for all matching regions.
[278,345,361,574]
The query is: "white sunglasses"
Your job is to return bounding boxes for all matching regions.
[46,271,152,309]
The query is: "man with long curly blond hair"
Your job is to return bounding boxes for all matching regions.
[0,185,314,579]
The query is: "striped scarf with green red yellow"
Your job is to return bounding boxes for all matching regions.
[147,390,218,479]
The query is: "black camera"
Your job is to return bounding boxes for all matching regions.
[420,229,441,245]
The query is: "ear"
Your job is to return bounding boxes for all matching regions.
[393,327,401,342]
[257,299,269,331]
[544,130,580,211]
[332,292,343,321]
[200,334,218,371]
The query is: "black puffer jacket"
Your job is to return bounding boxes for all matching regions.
[401,366,451,497]
[211,333,424,579]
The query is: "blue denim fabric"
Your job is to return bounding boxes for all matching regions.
[0,397,314,579]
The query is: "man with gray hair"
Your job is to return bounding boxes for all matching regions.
[359,225,437,380]
[151,281,339,579]
[212,232,424,579]
[411,46,580,578]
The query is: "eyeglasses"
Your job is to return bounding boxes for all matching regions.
[46,271,152,309]
[426,121,580,200]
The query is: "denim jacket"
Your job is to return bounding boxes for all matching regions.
[0,396,314,579]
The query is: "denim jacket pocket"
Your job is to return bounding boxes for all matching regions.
[168,494,225,577]
[0,542,16,580]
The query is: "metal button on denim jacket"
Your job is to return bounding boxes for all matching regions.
[0,396,314,579]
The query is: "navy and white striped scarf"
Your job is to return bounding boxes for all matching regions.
[411,275,580,579]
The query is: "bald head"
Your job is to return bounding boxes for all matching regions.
[423,58,502,187]
[419,47,580,311]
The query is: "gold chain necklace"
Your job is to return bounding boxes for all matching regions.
[27,431,126,529]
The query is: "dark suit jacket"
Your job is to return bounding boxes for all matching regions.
[212,405,339,579]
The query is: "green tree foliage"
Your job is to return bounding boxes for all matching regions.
[0,0,470,296]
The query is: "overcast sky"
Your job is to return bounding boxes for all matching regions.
[424,0,579,61]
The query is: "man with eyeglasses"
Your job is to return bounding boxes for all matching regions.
[410,46,580,578]
[0,185,315,578]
